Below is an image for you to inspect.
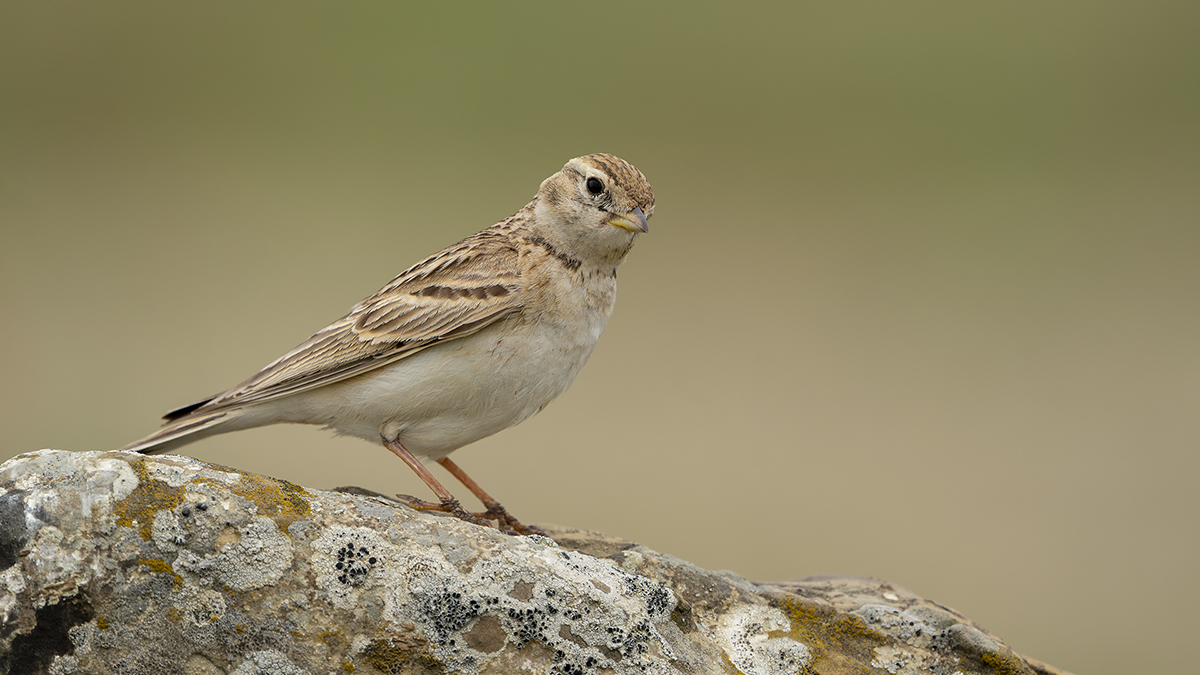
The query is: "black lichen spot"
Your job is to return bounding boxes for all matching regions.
[503,604,551,650]
[419,589,484,646]
[602,619,654,660]
[619,620,654,657]
[623,575,673,617]
[645,586,672,616]
[335,539,379,586]
[3,594,95,675]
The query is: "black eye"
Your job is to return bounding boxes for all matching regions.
[585,177,604,195]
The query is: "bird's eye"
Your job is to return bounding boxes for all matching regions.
[585,177,604,195]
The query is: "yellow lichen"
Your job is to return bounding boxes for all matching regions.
[113,458,186,539]
[361,638,443,674]
[320,628,349,650]
[341,660,356,672]
[112,456,312,541]
[96,617,110,630]
[775,596,886,674]
[232,472,312,530]
[139,558,183,587]
[981,650,1032,675]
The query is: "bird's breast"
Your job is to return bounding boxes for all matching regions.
[294,283,615,459]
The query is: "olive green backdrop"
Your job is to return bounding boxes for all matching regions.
[3,3,1197,673]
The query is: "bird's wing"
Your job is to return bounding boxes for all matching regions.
[183,228,526,414]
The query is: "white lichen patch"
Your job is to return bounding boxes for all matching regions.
[0,449,77,492]
[854,604,932,643]
[0,564,27,622]
[140,454,213,488]
[229,649,306,675]
[492,547,672,670]
[172,516,294,591]
[311,525,396,608]
[717,604,810,675]
[27,526,81,592]
[180,588,227,627]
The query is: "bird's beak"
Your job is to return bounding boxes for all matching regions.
[608,206,649,233]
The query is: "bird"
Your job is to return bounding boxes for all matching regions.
[122,153,654,535]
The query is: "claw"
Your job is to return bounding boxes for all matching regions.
[395,494,491,528]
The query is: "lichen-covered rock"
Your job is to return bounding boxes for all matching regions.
[0,450,1071,675]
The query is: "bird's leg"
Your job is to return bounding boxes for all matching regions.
[435,457,544,536]
[381,437,490,528]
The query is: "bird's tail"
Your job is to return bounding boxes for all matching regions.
[120,410,235,455]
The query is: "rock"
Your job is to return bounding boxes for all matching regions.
[0,450,1072,675]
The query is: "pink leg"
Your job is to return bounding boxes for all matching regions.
[382,437,489,527]
[436,457,543,536]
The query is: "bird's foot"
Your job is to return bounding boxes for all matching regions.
[395,494,491,528]
[395,494,543,535]
[479,504,545,537]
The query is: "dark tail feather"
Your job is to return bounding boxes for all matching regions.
[163,395,219,422]
[121,410,232,455]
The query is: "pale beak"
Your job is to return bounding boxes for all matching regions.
[608,206,649,233]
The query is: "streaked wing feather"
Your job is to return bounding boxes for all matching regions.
[196,228,525,411]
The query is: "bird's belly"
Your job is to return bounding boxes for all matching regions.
[286,315,604,459]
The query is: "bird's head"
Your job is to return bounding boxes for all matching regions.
[532,153,655,267]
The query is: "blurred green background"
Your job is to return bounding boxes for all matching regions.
[3,2,1197,673]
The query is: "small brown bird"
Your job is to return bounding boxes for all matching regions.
[123,153,654,534]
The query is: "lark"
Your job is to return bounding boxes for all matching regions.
[122,154,654,535]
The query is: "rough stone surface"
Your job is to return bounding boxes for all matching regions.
[0,450,1073,675]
